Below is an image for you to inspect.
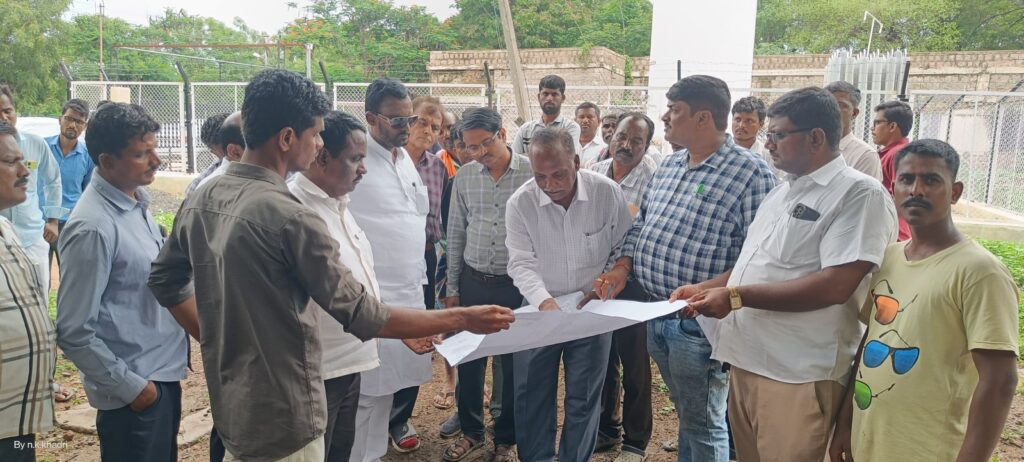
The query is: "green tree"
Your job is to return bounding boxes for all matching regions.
[0,0,72,115]
[955,0,1024,50]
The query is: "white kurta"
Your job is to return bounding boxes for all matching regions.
[347,135,431,396]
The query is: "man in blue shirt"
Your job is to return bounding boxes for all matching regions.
[45,98,94,266]
[56,103,188,462]
[0,84,65,295]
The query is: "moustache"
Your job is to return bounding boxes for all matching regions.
[902,197,932,209]
[14,177,28,187]
[615,149,633,158]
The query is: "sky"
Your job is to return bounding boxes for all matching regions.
[67,0,458,34]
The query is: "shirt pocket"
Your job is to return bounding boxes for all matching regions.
[761,214,820,265]
[580,221,614,267]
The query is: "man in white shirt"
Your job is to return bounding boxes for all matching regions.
[825,81,883,181]
[346,78,432,458]
[506,127,633,462]
[288,111,428,462]
[576,102,606,166]
[511,75,582,157]
[195,112,245,191]
[678,87,897,461]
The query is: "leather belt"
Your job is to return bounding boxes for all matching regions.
[465,265,513,285]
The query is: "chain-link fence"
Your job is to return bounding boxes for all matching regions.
[70,81,187,172]
[911,91,1024,214]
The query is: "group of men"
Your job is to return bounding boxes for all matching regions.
[0,67,1018,462]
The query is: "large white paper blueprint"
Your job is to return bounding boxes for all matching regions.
[437,292,686,366]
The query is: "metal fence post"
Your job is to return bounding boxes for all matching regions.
[174,62,195,174]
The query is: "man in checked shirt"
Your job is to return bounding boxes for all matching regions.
[594,75,777,462]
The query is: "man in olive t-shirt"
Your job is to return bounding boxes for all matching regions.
[830,139,1019,462]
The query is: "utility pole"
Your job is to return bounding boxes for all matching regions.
[497,0,530,126]
[305,44,313,79]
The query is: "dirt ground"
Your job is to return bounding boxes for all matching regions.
[34,343,1024,461]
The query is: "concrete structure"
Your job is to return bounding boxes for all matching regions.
[428,49,1024,92]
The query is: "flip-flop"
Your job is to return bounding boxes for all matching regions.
[433,390,456,409]
[54,386,77,403]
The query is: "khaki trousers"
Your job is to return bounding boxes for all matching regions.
[224,436,324,462]
[728,367,845,462]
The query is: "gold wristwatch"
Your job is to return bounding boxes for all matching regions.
[728,286,743,310]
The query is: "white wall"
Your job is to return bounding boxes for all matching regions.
[647,0,760,151]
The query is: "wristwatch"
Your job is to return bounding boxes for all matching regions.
[728,286,743,310]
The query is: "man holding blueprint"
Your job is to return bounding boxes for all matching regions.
[504,127,633,462]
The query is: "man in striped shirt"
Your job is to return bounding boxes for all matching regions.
[0,120,56,462]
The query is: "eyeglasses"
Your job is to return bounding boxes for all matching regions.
[872,119,893,126]
[764,127,813,145]
[854,379,895,410]
[373,113,418,129]
[862,329,919,375]
[463,132,499,155]
[871,279,917,325]
[62,115,87,126]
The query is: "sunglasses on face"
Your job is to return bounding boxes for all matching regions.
[854,379,895,410]
[373,113,418,129]
[871,279,918,325]
[862,329,919,375]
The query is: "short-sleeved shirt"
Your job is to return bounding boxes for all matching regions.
[511,115,582,157]
[621,136,777,299]
[45,135,94,221]
[711,156,898,384]
[148,162,391,462]
[852,239,1020,461]
[0,217,55,440]
[879,138,911,241]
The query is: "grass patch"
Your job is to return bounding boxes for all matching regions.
[154,211,176,231]
[977,240,1024,350]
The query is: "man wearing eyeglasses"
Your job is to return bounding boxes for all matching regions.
[440,107,532,462]
[828,139,1018,462]
[678,87,896,461]
[0,84,65,296]
[45,99,94,270]
[347,77,432,459]
[872,100,915,241]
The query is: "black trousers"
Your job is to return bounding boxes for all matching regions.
[455,268,522,444]
[0,434,35,462]
[324,373,361,462]
[389,385,420,433]
[96,381,181,462]
[424,245,438,309]
[599,281,654,450]
[48,221,65,268]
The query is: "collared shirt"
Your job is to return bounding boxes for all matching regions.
[148,162,391,461]
[712,156,897,385]
[589,155,657,217]
[506,170,633,306]
[346,136,430,397]
[288,174,381,380]
[1,132,65,247]
[413,150,448,243]
[184,157,222,197]
[838,133,882,181]
[879,137,911,241]
[622,135,777,299]
[580,137,607,166]
[0,217,55,440]
[446,154,533,296]
[197,158,232,191]
[511,115,582,157]
[56,173,188,411]
[44,135,94,221]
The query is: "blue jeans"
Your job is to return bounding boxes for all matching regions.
[647,318,729,462]
[513,333,613,462]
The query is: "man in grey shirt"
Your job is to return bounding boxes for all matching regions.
[57,103,187,462]
[148,69,514,462]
